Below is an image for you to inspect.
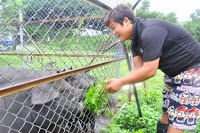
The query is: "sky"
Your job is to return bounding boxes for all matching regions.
[146,0,200,22]
[99,0,200,22]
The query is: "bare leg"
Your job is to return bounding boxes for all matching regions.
[160,113,183,133]
[167,126,183,133]
[157,113,169,133]
[161,112,168,124]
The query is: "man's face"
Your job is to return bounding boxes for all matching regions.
[108,19,132,41]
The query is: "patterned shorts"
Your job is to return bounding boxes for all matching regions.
[162,65,200,130]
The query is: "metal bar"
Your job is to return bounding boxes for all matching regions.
[132,0,142,10]
[19,8,25,68]
[0,15,105,26]
[0,57,125,97]
[23,28,41,53]
[101,39,121,54]
[84,0,112,12]
[121,41,142,117]
[0,53,118,58]
[128,84,132,101]
[88,33,113,65]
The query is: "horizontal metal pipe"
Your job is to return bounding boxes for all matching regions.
[0,57,125,97]
[88,33,113,65]
[84,0,112,12]
[101,39,121,53]
[0,53,118,58]
[0,15,105,26]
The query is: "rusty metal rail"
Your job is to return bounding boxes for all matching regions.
[101,40,121,53]
[0,15,105,26]
[0,53,115,58]
[0,57,125,97]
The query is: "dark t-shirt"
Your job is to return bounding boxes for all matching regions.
[131,19,200,77]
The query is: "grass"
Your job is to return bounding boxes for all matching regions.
[0,34,120,70]
[101,70,164,132]
[119,60,129,78]
[117,63,200,132]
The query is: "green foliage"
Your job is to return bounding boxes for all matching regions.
[190,9,200,21]
[25,25,51,40]
[100,123,130,133]
[119,60,129,78]
[25,24,77,41]
[145,70,164,89]
[0,0,106,42]
[102,70,164,132]
[0,34,110,69]
[182,9,200,42]
[103,104,160,133]
[136,0,178,23]
[138,86,162,112]
[84,81,110,115]
[27,34,108,52]
[2,0,8,2]
[1,0,25,22]
[57,35,107,51]
[135,0,200,42]
[104,109,115,117]
[139,0,150,11]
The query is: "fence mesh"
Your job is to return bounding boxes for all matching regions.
[0,0,134,132]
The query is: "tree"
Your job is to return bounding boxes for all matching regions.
[190,9,200,20]
[136,0,177,23]
[183,9,200,41]
[21,0,106,39]
[0,0,24,22]
[140,0,150,11]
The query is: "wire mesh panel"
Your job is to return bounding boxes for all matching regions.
[0,0,134,132]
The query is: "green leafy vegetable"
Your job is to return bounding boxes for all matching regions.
[84,81,110,115]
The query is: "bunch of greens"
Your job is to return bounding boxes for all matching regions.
[84,81,110,115]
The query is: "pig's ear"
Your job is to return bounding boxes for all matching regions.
[57,70,60,73]
[56,68,65,73]
[31,84,60,105]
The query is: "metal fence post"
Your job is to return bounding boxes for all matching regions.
[19,8,24,68]
[121,41,142,117]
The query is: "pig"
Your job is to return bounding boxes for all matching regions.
[0,67,96,133]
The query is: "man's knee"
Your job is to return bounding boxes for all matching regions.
[161,113,168,124]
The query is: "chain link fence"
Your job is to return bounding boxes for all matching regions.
[0,0,134,132]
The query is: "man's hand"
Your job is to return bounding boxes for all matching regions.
[105,78,124,93]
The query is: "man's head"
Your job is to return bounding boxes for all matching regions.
[104,4,136,41]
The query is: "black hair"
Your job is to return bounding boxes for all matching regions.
[104,4,136,27]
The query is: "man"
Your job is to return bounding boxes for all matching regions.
[104,4,200,133]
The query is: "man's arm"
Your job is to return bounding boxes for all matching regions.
[133,55,143,70]
[121,57,159,84]
[105,56,160,93]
